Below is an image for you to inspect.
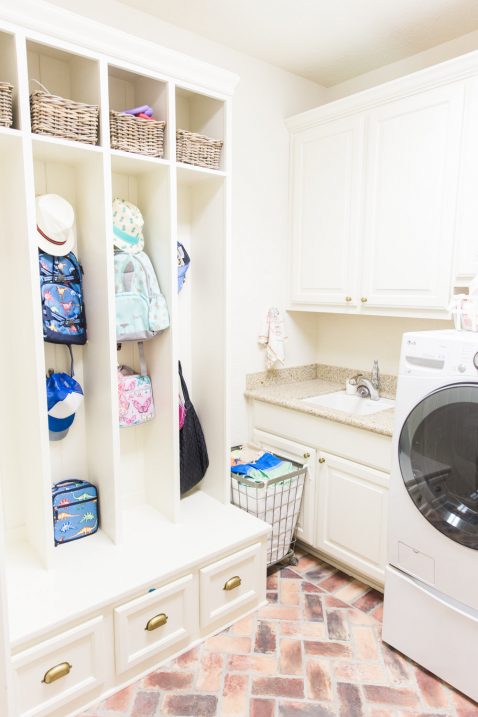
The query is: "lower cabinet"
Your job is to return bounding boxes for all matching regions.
[317,451,388,584]
[250,419,390,586]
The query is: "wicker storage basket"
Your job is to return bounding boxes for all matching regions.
[176,129,223,170]
[30,90,99,145]
[0,82,13,128]
[109,111,166,157]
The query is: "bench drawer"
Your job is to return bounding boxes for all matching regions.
[114,574,196,674]
[12,617,104,717]
[200,543,264,629]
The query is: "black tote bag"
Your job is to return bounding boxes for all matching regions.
[179,361,209,494]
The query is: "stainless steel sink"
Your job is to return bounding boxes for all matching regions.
[301,390,395,416]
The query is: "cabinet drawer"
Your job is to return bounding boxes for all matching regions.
[200,543,264,629]
[114,574,196,674]
[12,617,104,717]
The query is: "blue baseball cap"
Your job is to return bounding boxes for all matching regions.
[46,372,84,441]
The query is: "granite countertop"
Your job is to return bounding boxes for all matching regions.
[244,364,395,437]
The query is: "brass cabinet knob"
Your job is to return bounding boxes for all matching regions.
[318,457,326,464]
[145,613,168,631]
[360,297,368,303]
[42,662,72,684]
[345,296,352,302]
[223,576,241,591]
[303,452,310,459]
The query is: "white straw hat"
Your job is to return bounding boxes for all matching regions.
[36,194,76,257]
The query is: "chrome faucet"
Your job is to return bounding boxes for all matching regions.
[356,360,381,401]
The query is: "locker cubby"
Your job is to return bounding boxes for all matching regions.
[111,158,177,522]
[0,132,51,565]
[26,40,102,143]
[32,140,119,546]
[0,31,21,130]
[108,65,169,159]
[177,170,228,504]
[175,87,226,171]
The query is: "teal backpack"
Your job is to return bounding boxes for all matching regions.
[114,250,169,342]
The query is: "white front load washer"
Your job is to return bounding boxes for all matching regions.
[383,329,478,702]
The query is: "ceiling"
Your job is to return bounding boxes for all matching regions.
[117,0,478,86]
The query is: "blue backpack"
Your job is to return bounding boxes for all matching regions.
[39,250,87,345]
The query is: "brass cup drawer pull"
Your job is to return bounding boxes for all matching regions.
[345,296,352,302]
[361,297,368,303]
[223,576,241,591]
[303,452,310,459]
[42,662,72,685]
[319,457,326,464]
[145,613,168,631]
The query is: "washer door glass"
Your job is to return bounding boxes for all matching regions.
[399,384,478,550]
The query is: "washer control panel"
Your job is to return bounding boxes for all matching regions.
[400,331,478,376]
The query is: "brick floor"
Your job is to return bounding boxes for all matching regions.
[81,550,478,716]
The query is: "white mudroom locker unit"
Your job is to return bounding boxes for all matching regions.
[0,3,270,716]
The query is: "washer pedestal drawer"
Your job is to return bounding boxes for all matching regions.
[11,616,105,717]
[200,543,264,629]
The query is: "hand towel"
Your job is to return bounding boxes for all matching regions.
[258,307,286,369]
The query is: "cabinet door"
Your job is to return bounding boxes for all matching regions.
[361,83,464,311]
[317,452,388,584]
[454,77,478,282]
[252,429,317,546]
[289,115,364,306]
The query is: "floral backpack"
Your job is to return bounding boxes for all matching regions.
[114,250,169,342]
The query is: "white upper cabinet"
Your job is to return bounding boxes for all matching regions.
[289,116,364,306]
[286,58,476,318]
[361,84,464,311]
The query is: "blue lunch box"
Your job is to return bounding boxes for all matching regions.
[52,479,99,546]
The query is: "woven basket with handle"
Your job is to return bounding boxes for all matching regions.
[176,129,223,170]
[30,80,99,145]
[109,110,166,157]
[0,82,13,128]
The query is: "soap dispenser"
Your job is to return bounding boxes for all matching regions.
[371,360,380,391]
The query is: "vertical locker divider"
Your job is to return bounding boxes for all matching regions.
[140,160,177,522]
[98,57,122,545]
[167,80,181,520]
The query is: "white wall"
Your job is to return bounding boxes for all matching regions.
[315,315,453,376]
[43,0,324,442]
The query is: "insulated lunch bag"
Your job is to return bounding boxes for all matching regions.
[52,479,98,545]
[39,250,87,344]
[114,250,169,342]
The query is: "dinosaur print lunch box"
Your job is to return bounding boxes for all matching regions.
[52,479,99,546]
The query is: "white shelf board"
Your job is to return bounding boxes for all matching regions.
[6,492,269,649]
[31,133,104,164]
[176,162,226,186]
[110,148,170,175]
[0,126,22,140]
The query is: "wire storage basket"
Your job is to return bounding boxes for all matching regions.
[231,448,306,567]
[0,82,13,127]
[176,128,223,169]
[109,111,166,157]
